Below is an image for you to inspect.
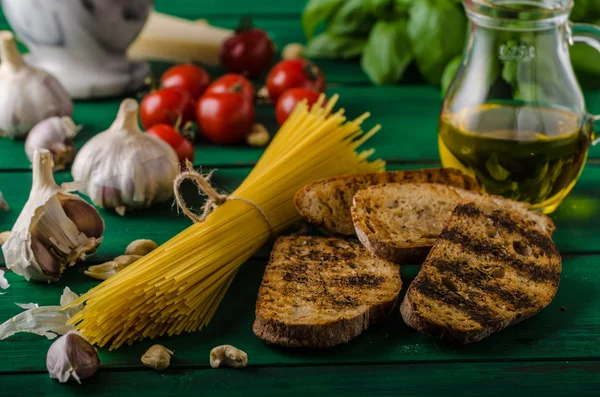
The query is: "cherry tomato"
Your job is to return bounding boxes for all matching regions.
[275,88,322,126]
[140,88,196,129]
[266,59,326,102]
[196,93,255,144]
[160,64,210,99]
[220,27,275,79]
[147,124,195,164]
[205,74,255,102]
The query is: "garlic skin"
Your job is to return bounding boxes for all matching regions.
[71,98,178,215]
[47,331,100,384]
[25,117,80,171]
[0,287,82,340]
[0,31,73,139]
[2,149,104,282]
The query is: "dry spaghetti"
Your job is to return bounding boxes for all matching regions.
[67,95,385,349]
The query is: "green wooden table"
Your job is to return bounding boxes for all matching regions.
[1,1,600,396]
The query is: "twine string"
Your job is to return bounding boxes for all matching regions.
[173,161,274,235]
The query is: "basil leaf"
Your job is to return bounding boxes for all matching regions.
[305,32,367,59]
[302,0,345,40]
[327,0,376,37]
[570,0,590,22]
[441,56,462,96]
[407,0,467,85]
[361,18,413,85]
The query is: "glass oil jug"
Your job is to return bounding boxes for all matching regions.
[439,0,600,213]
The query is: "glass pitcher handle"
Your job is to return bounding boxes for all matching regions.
[571,23,600,144]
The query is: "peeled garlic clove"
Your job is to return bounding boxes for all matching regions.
[0,31,73,139]
[210,345,248,369]
[72,99,178,214]
[25,117,80,170]
[84,255,141,280]
[125,239,158,256]
[141,344,173,371]
[0,231,10,246]
[47,331,100,384]
[2,149,105,282]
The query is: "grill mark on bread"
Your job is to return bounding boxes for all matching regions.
[411,278,501,327]
[454,204,557,253]
[439,227,560,285]
[428,258,536,310]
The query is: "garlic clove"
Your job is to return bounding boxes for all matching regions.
[71,98,178,214]
[25,117,80,171]
[30,233,62,280]
[85,255,141,280]
[141,345,173,371]
[47,331,100,384]
[60,198,104,239]
[125,239,158,256]
[2,149,104,282]
[0,31,73,139]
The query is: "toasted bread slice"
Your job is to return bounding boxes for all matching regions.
[352,183,555,264]
[294,168,480,236]
[253,236,401,348]
[400,198,561,344]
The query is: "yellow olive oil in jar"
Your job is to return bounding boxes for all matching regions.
[439,103,591,213]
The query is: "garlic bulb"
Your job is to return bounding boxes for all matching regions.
[25,117,80,171]
[47,331,100,384]
[71,98,178,215]
[0,31,73,139]
[2,149,104,282]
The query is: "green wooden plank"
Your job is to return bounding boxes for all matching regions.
[0,254,598,372]
[1,163,599,260]
[1,361,599,397]
[154,0,306,17]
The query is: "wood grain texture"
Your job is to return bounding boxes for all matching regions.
[0,255,597,373]
[2,361,600,397]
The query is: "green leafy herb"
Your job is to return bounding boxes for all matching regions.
[327,0,376,36]
[302,0,346,40]
[306,32,367,59]
[407,0,467,85]
[361,18,413,85]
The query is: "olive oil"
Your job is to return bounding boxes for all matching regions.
[439,103,591,213]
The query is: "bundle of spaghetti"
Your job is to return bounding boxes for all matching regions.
[67,95,385,349]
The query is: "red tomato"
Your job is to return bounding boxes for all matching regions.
[146,124,195,164]
[160,64,211,99]
[196,93,255,144]
[205,74,255,102]
[140,88,196,129]
[266,59,326,102]
[220,28,275,79]
[275,88,322,126]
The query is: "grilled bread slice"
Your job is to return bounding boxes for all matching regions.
[294,168,480,236]
[253,236,401,348]
[352,183,555,264]
[400,198,561,344]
